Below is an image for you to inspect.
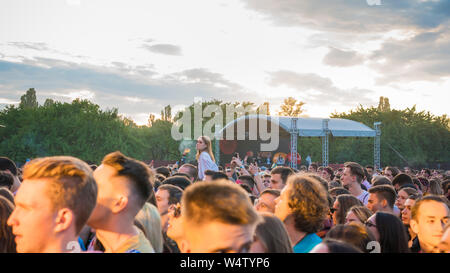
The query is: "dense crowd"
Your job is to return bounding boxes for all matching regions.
[0,135,449,253]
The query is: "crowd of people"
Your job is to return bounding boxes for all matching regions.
[0,135,449,253]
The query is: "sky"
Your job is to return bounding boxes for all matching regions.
[0,0,449,125]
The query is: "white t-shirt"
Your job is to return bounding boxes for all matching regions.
[357,190,370,206]
[198,151,219,180]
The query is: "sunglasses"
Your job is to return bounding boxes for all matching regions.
[365,221,377,228]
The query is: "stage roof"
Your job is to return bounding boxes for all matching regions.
[216,115,377,138]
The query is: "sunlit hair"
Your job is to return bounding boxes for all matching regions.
[196,136,215,162]
[22,156,98,234]
[285,174,329,233]
[347,205,373,224]
[254,212,293,253]
[102,151,154,210]
[411,195,450,221]
[181,179,261,227]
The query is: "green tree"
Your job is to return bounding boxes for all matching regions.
[19,88,39,109]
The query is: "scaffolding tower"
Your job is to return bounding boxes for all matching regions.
[322,119,330,166]
[290,118,298,169]
[374,122,382,170]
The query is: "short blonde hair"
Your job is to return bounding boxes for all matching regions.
[182,179,260,226]
[23,156,97,234]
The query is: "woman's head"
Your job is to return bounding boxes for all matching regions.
[250,212,293,253]
[370,211,410,253]
[326,223,376,253]
[196,136,215,162]
[310,238,363,253]
[345,205,373,225]
[395,187,418,210]
[333,194,363,225]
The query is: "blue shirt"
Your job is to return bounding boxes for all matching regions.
[293,233,322,253]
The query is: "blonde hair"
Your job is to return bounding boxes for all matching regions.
[196,136,215,162]
[23,156,98,234]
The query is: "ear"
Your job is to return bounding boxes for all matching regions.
[112,195,129,214]
[178,239,191,253]
[54,208,75,233]
[382,199,388,208]
[410,219,419,234]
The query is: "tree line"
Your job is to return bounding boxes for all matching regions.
[0,89,448,169]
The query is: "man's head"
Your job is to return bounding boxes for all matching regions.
[7,156,97,253]
[365,165,374,176]
[0,171,14,190]
[392,173,413,191]
[275,174,328,234]
[401,194,420,226]
[367,185,396,213]
[341,162,364,188]
[204,170,216,182]
[308,163,318,173]
[178,164,198,182]
[156,166,171,179]
[410,196,450,253]
[270,167,294,190]
[237,175,255,191]
[321,166,334,182]
[255,189,280,213]
[162,175,192,190]
[384,166,399,182]
[181,180,261,253]
[420,168,431,178]
[155,184,183,216]
[0,157,20,192]
[87,151,153,230]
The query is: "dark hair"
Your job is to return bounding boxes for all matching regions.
[204,169,216,177]
[162,176,192,190]
[321,238,363,253]
[335,194,363,224]
[172,172,191,180]
[309,163,318,171]
[254,212,293,253]
[365,165,374,170]
[392,173,413,187]
[240,184,253,194]
[179,164,198,181]
[372,175,392,186]
[156,167,171,178]
[421,168,431,177]
[0,196,16,253]
[0,188,14,205]
[238,175,256,190]
[329,187,350,197]
[0,157,17,176]
[368,185,397,209]
[102,151,153,210]
[326,223,376,253]
[375,212,410,253]
[157,184,184,205]
[271,167,294,184]
[385,166,400,178]
[363,168,372,186]
[323,166,335,180]
[260,189,281,198]
[212,172,230,181]
[344,162,364,184]
[328,181,342,189]
[0,171,14,190]
[307,174,329,191]
[412,177,423,192]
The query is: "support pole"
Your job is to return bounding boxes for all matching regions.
[322,119,329,167]
[290,118,298,170]
[374,122,382,170]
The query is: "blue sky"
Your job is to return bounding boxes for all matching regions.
[0,0,449,124]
